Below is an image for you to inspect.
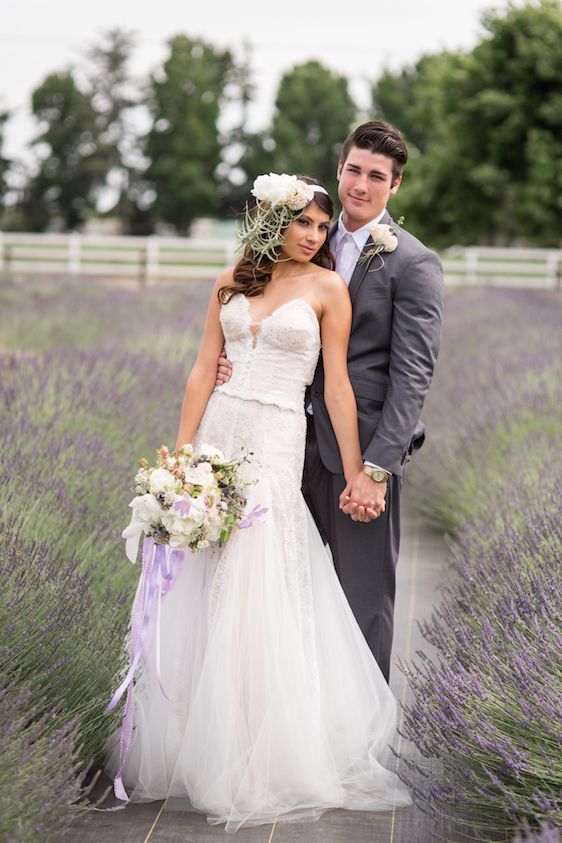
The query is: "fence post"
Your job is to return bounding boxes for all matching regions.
[146,236,160,283]
[545,251,558,291]
[1,235,12,284]
[68,232,81,275]
[466,247,478,286]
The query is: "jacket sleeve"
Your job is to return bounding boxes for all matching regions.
[362,248,444,475]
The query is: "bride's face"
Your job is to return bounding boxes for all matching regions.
[280,202,331,263]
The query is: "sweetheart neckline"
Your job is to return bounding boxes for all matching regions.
[240,295,320,329]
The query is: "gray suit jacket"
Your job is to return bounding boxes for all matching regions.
[308,211,444,477]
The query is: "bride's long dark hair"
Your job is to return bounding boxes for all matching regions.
[218,176,335,304]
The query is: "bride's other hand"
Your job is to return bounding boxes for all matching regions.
[216,350,232,386]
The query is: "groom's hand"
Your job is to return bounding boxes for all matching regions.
[339,472,387,523]
[216,350,232,386]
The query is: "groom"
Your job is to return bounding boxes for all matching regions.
[301,121,443,682]
[221,121,444,683]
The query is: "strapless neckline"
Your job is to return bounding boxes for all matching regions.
[237,295,320,343]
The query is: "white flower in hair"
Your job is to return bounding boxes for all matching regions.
[241,172,328,264]
[251,173,315,209]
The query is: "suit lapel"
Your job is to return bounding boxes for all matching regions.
[347,210,393,303]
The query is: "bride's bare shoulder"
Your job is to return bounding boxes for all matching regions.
[312,266,349,301]
[212,267,236,296]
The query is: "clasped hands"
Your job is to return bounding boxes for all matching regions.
[216,352,386,524]
[339,472,386,523]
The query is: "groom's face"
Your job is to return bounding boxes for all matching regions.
[337,146,401,232]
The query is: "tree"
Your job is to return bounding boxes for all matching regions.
[243,61,356,200]
[216,41,257,215]
[22,71,104,230]
[371,0,562,247]
[0,109,10,208]
[86,28,152,232]
[144,35,234,233]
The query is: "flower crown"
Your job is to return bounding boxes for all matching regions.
[239,173,329,264]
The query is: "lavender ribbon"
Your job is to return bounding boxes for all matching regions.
[105,537,184,801]
[237,504,269,529]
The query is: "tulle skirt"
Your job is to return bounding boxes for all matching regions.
[105,393,410,832]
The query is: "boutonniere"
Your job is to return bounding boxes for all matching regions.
[360,217,404,272]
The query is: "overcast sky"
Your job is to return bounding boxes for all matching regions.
[2,0,507,159]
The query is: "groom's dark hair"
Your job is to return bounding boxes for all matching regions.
[340,121,408,184]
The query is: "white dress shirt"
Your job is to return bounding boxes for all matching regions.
[332,209,386,286]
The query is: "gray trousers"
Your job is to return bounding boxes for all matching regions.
[301,414,402,683]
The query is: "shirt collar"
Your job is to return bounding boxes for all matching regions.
[335,209,387,250]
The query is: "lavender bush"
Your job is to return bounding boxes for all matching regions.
[0,278,210,840]
[0,668,95,843]
[400,288,562,838]
[511,825,562,843]
[409,288,561,532]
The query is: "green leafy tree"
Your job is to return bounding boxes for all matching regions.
[23,71,104,230]
[372,0,562,247]
[0,109,10,209]
[144,35,234,233]
[86,28,152,232]
[244,61,356,200]
[216,41,257,215]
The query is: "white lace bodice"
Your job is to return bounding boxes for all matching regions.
[216,295,321,413]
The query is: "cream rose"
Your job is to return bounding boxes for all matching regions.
[126,493,164,530]
[369,223,398,252]
[251,173,299,206]
[199,443,225,464]
[149,467,176,495]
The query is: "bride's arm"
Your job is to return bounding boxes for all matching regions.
[319,275,363,484]
[175,272,230,449]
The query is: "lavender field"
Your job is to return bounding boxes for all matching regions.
[401,288,562,840]
[0,278,209,841]
[1,278,560,841]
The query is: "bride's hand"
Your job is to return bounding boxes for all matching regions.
[339,473,385,523]
[216,350,232,386]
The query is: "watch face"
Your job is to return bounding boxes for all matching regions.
[372,470,387,482]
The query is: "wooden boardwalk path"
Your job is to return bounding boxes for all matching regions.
[67,502,457,843]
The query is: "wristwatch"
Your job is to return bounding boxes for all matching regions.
[362,465,391,483]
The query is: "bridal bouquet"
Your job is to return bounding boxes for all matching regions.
[108,442,266,802]
[122,443,264,561]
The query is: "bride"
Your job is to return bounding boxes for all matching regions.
[105,174,411,832]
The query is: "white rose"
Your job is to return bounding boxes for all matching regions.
[162,500,206,535]
[198,443,225,464]
[251,173,299,206]
[183,462,214,486]
[128,493,164,528]
[369,223,398,252]
[149,467,176,495]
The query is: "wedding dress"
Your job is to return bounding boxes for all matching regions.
[105,294,411,831]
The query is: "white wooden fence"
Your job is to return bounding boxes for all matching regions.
[0,232,560,289]
[441,246,562,289]
[0,232,238,283]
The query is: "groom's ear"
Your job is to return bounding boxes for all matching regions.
[390,175,402,194]
[336,160,343,181]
